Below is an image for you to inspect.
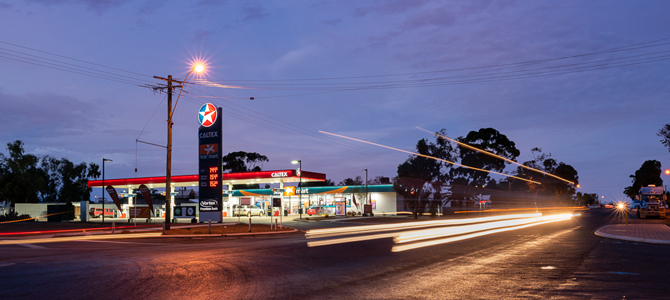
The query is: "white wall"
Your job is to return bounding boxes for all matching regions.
[371,192,397,215]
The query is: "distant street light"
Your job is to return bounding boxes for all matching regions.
[292,160,302,219]
[665,169,670,176]
[102,158,112,223]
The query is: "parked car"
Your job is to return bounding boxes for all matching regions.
[233,205,265,217]
[306,206,322,215]
[89,207,115,218]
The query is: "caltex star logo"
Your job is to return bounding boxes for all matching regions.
[199,103,217,127]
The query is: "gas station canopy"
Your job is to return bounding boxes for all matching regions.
[88,169,326,189]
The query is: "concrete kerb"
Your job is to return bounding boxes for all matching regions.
[594,226,670,245]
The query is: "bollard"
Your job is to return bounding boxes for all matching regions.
[112,221,115,234]
[249,216,251,232]
[209,220,211,234]
[275,219,278,231]
[162,221,165,235]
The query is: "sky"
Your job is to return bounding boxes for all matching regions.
[1,0,670,203]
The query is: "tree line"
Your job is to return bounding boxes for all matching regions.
[0,140,100,207]
[391,128,580,218]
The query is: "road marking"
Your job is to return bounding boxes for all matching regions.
[0,263,16,267]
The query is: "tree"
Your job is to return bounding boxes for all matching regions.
[395,130,456,218]
[451,128,520,200]
[623,160,663,200]
[221,151,269,189]
[303,179,335,187]
[0,141,42,205]
[658,124,670,153]
[221,151,268,173]
[338,176,363,186]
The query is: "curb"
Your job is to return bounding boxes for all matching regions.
[160,228,299,238]
[594,227,670,245]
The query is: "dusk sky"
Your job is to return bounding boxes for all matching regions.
[1,0,670,202]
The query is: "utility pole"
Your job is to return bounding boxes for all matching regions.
[152,75,183,230]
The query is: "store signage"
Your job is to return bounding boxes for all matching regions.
[271,172,288,178]
[105,185,122,211]
[283,186,295,196]
[137,184,154,214]
[130,207,151,219]
[335,199,346,216]
[198,103,218,127]
[198,105,223,215]
[272,198,281,207]
[174,206,196,218]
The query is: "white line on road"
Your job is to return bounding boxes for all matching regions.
[0,263,16,267]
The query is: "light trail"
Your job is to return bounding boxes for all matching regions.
[393,213,573,244]
[391,214,573,252]
[453,206,588,214]
[306,213,542,240]
[306,213,574,250]
[319,131,541,185]
[0,232,162,245]
[416,127,576,185]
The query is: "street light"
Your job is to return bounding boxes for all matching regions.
[292,160,302,219]
[154,63,204,230]
[102,158,112,223]
[665,169,670,176]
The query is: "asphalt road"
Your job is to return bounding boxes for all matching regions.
[0,209,668,299]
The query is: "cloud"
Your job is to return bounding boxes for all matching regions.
[26,0,129,14]
[270,45,318,73]
[0,2,12,9]
[354,0,430,17]
[240,5,269,21]
[323,18,342,26]
[0,90,101,139]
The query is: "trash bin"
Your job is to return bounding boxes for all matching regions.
[298,208,303,214]
[284,209,288,216]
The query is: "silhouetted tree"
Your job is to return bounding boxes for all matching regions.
[624,160,663,200]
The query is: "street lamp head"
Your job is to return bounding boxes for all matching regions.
[665,169,670,176]
[194,64,204,73]
[291,160,301,165]
[103,158,112,162]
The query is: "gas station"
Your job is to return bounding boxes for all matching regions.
[86,102,400,223]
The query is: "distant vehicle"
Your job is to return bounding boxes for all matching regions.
[637,185,666,219]
[233,205,264,217]
[604,204,614,209]
[89,207,115,218]
[306,206,322,215]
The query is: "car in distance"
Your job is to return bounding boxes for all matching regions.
[233,205,265,217]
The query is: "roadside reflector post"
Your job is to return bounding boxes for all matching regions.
[209,220,211,234]
[112,221,115,234]
[249,216,251,232]
[162,221,165,235]
[275,219,278,231]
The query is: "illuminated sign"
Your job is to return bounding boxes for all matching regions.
[271,172,288,178]
[199,105,223,216]
[198,103,218,127]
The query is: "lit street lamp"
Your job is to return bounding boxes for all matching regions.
[292,160,301,219]
[153,63,204,230]
[102,158,112,223]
